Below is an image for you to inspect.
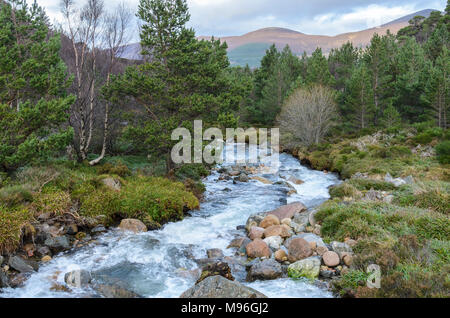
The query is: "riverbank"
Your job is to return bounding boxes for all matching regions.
[286,126,449,298]
[0,159,206,290]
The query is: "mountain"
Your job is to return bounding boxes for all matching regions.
[119,9,437,67]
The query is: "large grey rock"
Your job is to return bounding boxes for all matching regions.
[206,249,224,259]
[330,241,353,256]
[8,256,35,273]
[44,236,71,253]
[180,275,267,298]
[238,173,249,182]
[287,256,321,280]
[95,284,141,298]
[245,213,266,232]
[101,177,121,191]
[296,233,326,248]
[64,269,92,288]
[266,202,307,220]
[263,236,283,250]
[247,259,283,282]
[384,173,406,187]
[0,270,9,288]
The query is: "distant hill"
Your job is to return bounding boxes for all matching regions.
[119,9,438,68]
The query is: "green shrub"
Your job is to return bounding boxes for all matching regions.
[32,187,72,216]
[435,141,450,164]
[329,183,361,199]
[0,185,33,207]
[0,205,33,253]
[97,162,131,177]
[174,164,209,181]
[348,179,396,191]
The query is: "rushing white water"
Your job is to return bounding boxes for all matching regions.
[1,144,338,298]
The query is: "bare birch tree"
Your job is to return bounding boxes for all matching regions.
[277,85,337,146]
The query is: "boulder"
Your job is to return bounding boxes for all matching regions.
[247,259,283,282]
[287,257,321,280]
[296,233,326,248]
[316,245,329,256]
[245,239,272,259]
[36,245,52,257]
[118,219,147,233]
[95,284,141,298]
[288,238,312,262]
[180,275,267,298]
[0,270,8,288]
[206,249,224,259]
[251,176,272,185]
[249,227,265,240]
[91,225,107,234]
[384,173,406,187]
[197,262,234,283]
[308,210,317,227]
[322,251,340,267]
[288,176,304,185]
[64,269,92,288]
[263,236,283,250]
[330,241,353,256]
[290,222,306,234]
[274,249,288,263]
[44,236,71,253]
[341,253,353,266]
[259,215,280,228]
[101,177,121,191]
[227,237,247,249]
[281,218,291,227]
[8,256,36,273]
[266,202,307,220]
[263,225,290,239]
[245,213,266,232]
[239,173,249,182]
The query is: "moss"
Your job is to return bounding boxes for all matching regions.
[0,205,34,254]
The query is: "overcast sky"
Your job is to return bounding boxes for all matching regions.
[34,0,446,40]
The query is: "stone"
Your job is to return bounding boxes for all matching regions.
[227,237,247,249]
[316,245,329,256]
[237,238,252,255]
[118,219,147,233]
[247,259,283,282]
[313,225,321,236]
[308,241,317,250]
[288,176,304,185]
[42,255,52,262]
[288,257,321,280]
[245,213,266,232]
[281,218,291,227]
[238,173,249,182]
[323,251,340,267]
[251,176,272,185]
[263,236,283,250]
[44,236,71,253]
[101,177,121,191]
[296,233,326,248]
[330,241,353,256]
[8,256,35,273]
[404,175,414,184]
[91,225,107,234]
[274,249,288,263]
[245,239,272,258]
[263,225,290,238]
[308,210,317,226]
[249,226,265,240]
[180,275,267,298]
[290,222,306,234]
[64,269,92,288]
[266,202,307,220]
[0,269,8,288]
[0,255,4,265]
[288,238,313,262]
[36,245,52,257]
[206,249,224,259]
[197,262,234,283]
[95,284,141,298]
[342,253,353,266]
[259,215,280,228]
[344,239,358,248]
[66,224,78,235]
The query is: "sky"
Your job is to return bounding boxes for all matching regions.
[34,0,446,40]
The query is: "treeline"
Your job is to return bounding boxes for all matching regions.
[243,4,450,137]
[0,0,449,173]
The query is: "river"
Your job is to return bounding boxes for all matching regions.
[2,143,339,298]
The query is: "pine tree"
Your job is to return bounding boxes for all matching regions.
[422,46,449,128]
[394,37,430,123]
[0,0,74,171]
[306,48,335,87]
[328,42,360,91]
[381,102,402,128]
[344,64,375,130]
[105,0,244,171]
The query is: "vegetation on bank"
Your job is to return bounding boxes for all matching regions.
[0,159,208,254]
[293,125,450,298]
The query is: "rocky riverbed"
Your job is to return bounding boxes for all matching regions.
[0,146,339,298]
